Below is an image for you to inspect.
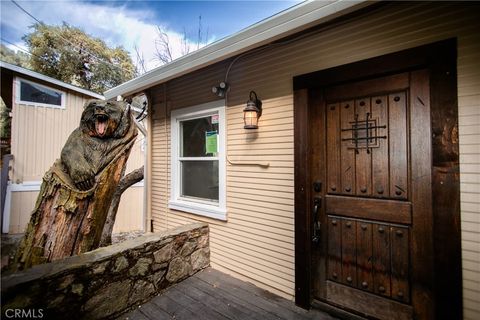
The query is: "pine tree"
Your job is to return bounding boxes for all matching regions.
[24,23,135,93]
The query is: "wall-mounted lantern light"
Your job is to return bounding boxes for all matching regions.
[243,91,262,129]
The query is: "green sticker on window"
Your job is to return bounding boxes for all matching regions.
[205,131,218,154]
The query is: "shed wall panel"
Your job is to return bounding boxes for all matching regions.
[149,2,480,314]
[8,191,38,234]
[8,186,143,234]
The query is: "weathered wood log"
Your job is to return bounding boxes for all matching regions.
[13,100,137,271]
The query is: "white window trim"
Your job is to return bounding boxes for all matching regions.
[169,100,227,221]
[15,77,66,109]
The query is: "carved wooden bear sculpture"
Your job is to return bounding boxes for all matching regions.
[61,100,133,190]
[13,99,138,270]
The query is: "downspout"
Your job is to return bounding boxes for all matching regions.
[163,83,169,230]
[146,90,153,232]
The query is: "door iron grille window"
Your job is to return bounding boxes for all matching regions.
[342,112,387,153]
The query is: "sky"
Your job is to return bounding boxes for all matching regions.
[0,0,302,71]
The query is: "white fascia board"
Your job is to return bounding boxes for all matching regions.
[0,61,104,100]
[104,0,373,100]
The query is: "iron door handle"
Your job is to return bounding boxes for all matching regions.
[312,197,322,245]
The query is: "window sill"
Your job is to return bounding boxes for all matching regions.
[18,101,65,109]
[168,199,227,221]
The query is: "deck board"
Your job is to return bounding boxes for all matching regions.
[152,294,212,320]
[119,268,338,320]
[197,269,301,320]
[179,277,254,320]
[153,294,199,319]
[126,308,150,320]
[137,301,171,319]
[185,275,271,320]
[168,284,230,320]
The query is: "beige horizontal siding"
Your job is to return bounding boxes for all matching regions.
[148,2,480,314]
[458,23,480,319]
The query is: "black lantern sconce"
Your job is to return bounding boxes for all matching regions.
[243,91,262,129]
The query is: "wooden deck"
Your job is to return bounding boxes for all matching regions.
[119,268,338,320]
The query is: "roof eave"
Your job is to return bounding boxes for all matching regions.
[0,61,104,99]
[104,0,374,100]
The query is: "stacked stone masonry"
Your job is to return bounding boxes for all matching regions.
[1,223,210,319]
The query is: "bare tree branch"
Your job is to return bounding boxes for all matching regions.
[204,27,209,47]
[134,44,146,75]
[197,15,202,50]
[154,26,173,64]
[153,19,213,69]
[181,27,190,56]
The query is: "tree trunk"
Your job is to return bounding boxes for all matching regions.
[100,166,144,247]
[13,143,134,271]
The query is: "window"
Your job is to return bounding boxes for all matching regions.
[169,100,226,220]
[17,78,65,108]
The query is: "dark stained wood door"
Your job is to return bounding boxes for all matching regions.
[310,71,433,319]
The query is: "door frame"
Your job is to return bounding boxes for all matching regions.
[293,39,461,319]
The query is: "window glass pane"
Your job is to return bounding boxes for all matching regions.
[181,160,219,201]
[180,115,219,157]
[20,81,62,106]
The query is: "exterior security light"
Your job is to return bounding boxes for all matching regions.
[212,82,229,97]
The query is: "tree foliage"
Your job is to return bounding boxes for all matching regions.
[24,23,135,93]
[0,98,10,139]
[0,44,30,69]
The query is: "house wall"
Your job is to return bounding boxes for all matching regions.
[6,78,145,234]
[148,3,480,318]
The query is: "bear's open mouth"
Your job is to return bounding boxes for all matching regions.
[95,114,109,137]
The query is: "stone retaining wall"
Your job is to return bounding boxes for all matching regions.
[1,223,209,319]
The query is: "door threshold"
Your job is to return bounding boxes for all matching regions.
[312,300,368,320]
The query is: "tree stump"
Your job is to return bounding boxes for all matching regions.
[13,100,137,270]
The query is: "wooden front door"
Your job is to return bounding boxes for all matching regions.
[309,71,433,319]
